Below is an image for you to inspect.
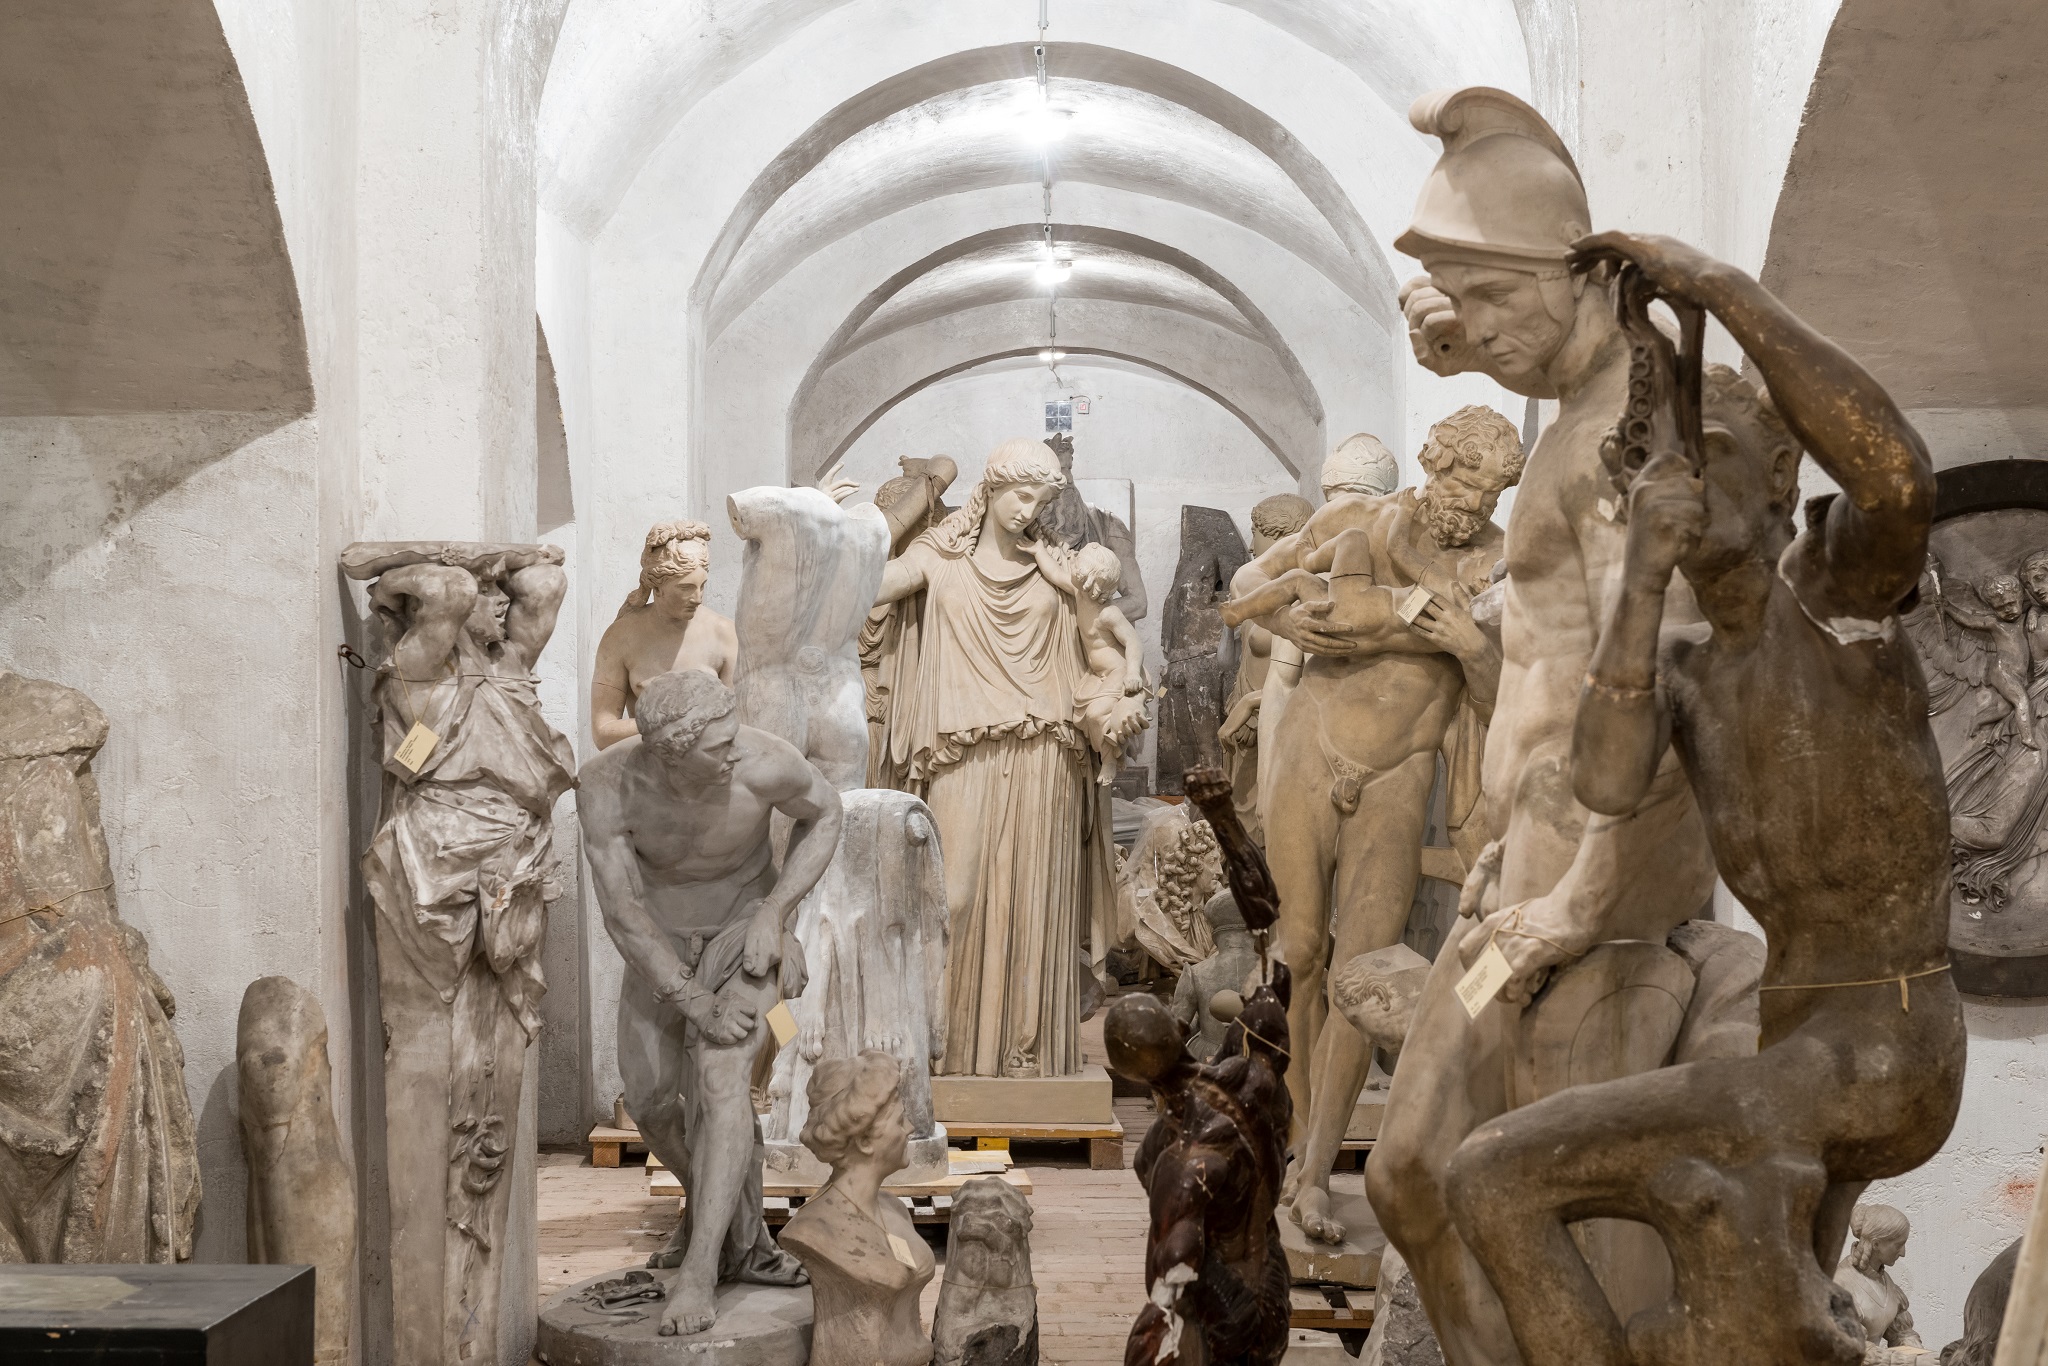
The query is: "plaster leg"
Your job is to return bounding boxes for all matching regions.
[1292,749,1433,1243]
[1263,753,1339,1151]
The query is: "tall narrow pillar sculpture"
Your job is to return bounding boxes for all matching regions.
[341,541,574,1365]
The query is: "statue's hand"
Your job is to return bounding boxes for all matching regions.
[1622,448,1706,586]
[1411,587,1487,661]
[741,901,782,980]
[1457,840,1505,921]
[1567,231,1730,310]
[1278,600,1359,657]
[682,985,757,1046]
[777,931,808,1000]
[1400,276,1482,377]
[1459,893,1591,1006]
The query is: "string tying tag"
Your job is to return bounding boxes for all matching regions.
[1757,962,1950,1013]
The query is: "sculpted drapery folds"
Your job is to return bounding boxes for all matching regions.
[871,438,1119,1079]
[0,670,200,1266]
[342,540,574,1366]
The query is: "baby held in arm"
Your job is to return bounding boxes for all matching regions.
[1032,539,1149,783]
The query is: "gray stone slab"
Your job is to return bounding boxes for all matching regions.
[536,1273,812,1366]
[1282,1191,1386,1288]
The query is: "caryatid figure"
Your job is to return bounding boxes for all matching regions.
[341,540,575,1366]
[591,520,738,749]
[1362,88,1721,1363]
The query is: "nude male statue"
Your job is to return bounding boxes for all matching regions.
[1445,233,1960,1366]
[578,669,845,1336]
[1363,88,1720,1363]
[1224,404,1521,1243]
[591,520,739,749]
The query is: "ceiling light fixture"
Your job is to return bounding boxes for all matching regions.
[1039,349,1067,365]
[1019,103,1070,144]
[1034,256,1072,287]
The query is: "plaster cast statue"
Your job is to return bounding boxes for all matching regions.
[577,669,845,1336]
[932,1176,1039,1366]
[1030,541,1150,784]
[1328,943,1431,1078]
[1438,233,1960,1366]
[1171,890,1260,1060]
[591,520,738,749]
[728,486,890,790]
[1109,953,1291,1366]
[1226,403,1521,1245]
[778,1052,937,1366]
[1033,432,1148,623]
[0,669,200,1264]
[1219,493,1314,846]
[238,975,356,1365]
[763,788,949,1181]
[861,457,960,789]
[341,539,574,1365]
[1157,507,1249,794]
[1939,1236,2020,1366]
[1322,433,1404,500]
[1119,805,1222,973]
[1363,90,1726,1363]
[870,438,1117,1079]
[1834,1204,1928,1363]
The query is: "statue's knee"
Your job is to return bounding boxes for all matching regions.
[1366,1132,1443,1237]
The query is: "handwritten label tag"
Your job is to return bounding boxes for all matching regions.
[766,1000,799,1047]
[1455,941,1514,1019]
[888,1233,918,1269]
[1396,584,1435,625]
[393,722,439,773]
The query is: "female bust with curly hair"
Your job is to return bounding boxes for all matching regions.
[590,519,738,748]
[779,1051,934,1366]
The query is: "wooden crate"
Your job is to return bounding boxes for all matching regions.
[586,1124,646,1169]
[1289,1284,1374,1334]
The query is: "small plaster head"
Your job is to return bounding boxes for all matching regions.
[1848,1202,1911,1268]
[637,519,712,617]
[1417,405,1525,547]
[1329,945,1431,1052]
[800,1050,909,1172]
[2023,550,2048,608]
[1983,572,2024,620]
[1322,433,1401,500]
[464,557,512,644]
[636,669,739,782]
[950,1174,1034,1249]
[1071,543,1124,604]
[1248,494,1313,553]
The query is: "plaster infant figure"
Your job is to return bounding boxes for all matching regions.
[1940,573,2038,749]
[1442,232,1963,1366]
[1032,539,1150,782]
[579,669,845,1336]
[591,519,738,749]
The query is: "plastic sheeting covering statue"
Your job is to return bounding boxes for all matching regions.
[0,670,200,1264]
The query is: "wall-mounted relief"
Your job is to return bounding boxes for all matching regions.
[1904,460,2048,996]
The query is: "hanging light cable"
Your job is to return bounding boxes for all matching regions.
[1035,0,1064,375]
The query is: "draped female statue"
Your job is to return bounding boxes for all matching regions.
[870,438,1116,1078]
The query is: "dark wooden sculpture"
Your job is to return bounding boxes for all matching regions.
[1442,233,1965,1366]
[1157,510,1248,793]
[1107,767,1290,1366]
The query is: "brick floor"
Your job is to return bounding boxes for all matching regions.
[536,1017,1159,1366]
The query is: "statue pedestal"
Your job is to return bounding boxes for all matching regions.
[931,1065,1114,1125]
[536,1274,811,1366]
[764,1125,951,1188]
[1281,1191,1385,1288]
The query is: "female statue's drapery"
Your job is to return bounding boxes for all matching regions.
[870,443,1118,1079]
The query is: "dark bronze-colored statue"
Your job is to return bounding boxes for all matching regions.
[1108,768,1290,1366]
[1443,233,1965,1366]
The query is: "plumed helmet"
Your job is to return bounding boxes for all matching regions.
[1395,87,1588,271]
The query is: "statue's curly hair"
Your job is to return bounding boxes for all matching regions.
[618,519,713,619]
[1423,404,1527,488]
[799,1051,903,1167]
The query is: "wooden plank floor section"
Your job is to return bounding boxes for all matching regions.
[533,1006,1362,1365]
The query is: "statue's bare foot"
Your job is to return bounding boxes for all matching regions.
[659,1279,717,1337]
[645,1221,688,1270]
[1292,1183,1347,1244]
[1280,1156,1304,1206]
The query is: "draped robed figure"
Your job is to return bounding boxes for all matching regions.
[869,438,1117,1078]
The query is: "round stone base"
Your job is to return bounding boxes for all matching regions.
[536,1271,812,1366]
[763,1124,950,1188]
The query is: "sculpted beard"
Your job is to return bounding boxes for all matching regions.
[1421,494,1486,547]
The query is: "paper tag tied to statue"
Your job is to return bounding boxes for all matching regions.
[1455,941,1515,1019]
[887,1233,919,1269]
[1396,584,1435,625]
[393,722,439,774]
[766,1000,799,1047]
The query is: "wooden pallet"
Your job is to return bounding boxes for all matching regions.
[587,1124,647,1169]
[940,1117,1125,1170]
[1289,1284,1374,1334]
[644,1148,1033,1224]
